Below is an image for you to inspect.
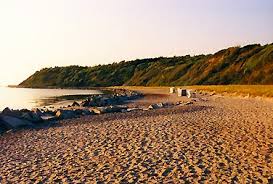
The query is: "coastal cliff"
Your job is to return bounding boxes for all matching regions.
[19,43,273,88]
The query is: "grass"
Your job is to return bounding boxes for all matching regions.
[115,85,273,98]
[185,85,273,98]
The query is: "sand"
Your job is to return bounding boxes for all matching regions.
[0,88,273,183]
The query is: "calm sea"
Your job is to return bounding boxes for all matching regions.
[0,87,102,111]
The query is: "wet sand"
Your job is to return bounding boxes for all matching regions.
[0,88,273,183]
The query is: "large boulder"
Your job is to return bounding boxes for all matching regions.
[21,112,43,123]
[43,109,55,116]
[127,108,143,112]
[82,109,94,115]
[1,107,22,117]
[73,109,84,115]
[92,107,109,114]
[40,115,56,121]
[81,100,90,107]
[71,101,80,107]
[32,108,43,116]
[108,105,127,113]
[170,87,175,94]
[92,106,127,114]
[1,107,12,115]
[186,90,197,98]
[177,88,187,97]
[148,103,165,110]
[0,120,11,134]
[55,110,77,120]
[0,115,33,129]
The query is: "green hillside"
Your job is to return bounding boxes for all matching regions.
[19,43,273,88]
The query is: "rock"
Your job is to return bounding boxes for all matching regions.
[22,111,42,121]
[40,115,56,121]
[93,106,127,114]
[148,103,165,110]
[1,107,12,115]
[209,92,216,96]
[73,109,84,115]
[31,112,43,122]
[43,109,55,116]
[82,109,94,115]
[148,104,156,110]
[186,90,197,98]
[32,108,43,116]
[92,107,108,114]
[55,110,77,120]
[177,88,187,97]
[179,101,193,106]
[0,120,11,134]
[0,115,33,129]
[169,87,175,94]
[72,101,80,107]
[127,108,143,112]
[73,109,94,116]
[108,106,127,113]
[1,108,21,117]
[21,112,34,122]
[81,100,90,107]
[176,101,182,105]
[185,101,193,105]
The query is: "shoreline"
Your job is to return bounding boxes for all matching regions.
[0,88,143,134]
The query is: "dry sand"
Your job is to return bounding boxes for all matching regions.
[0,88,273,183]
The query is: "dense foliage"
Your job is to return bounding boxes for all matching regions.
[19,43,273,88]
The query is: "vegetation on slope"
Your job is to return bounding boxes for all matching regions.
[19,43,273,88]
[189,85,273,98]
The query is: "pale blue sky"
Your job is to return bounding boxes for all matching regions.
[0,0,272,85]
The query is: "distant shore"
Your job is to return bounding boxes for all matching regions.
[8,84,109,90]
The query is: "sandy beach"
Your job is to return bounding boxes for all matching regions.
[0,88,273,183]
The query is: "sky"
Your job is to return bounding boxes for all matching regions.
[0,0,272,85]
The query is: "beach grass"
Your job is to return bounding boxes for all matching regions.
[188,85,273,98]
[115,85,273,98]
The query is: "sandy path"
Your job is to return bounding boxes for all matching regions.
[0,89,273,183]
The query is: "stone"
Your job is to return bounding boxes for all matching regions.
[1,107,12,115]
[0,115,33,129]
[177,88,187,97]
[81,100,90,107]
[32,108,43,116]
[148,103,165,110]
[40,115,56,121]
[185,101,193,105]
[21,110,43,123]
[169,87,175,94]
[1,108,22,117]
[92,107,108,114]
[73,109,84,115]
[72,101,80,107]
[21,112,34,122]
[82,109,94,115]
[55,110,77,120]
[127,108,143,112]
[209,92,216,96]
[31,112,43,122]
[186,90,197,98]
[43,109,55,116]
[0,120,11,133]
[92,106,127,114]
[108,106,127,113]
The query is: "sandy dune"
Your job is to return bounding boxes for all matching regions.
[0,88,273,183]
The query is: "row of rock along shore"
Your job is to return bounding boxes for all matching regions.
[0,89,140,134]
[0,88,199,134]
